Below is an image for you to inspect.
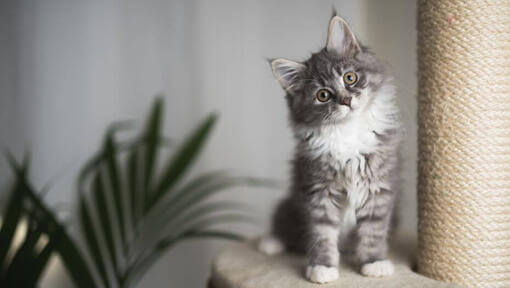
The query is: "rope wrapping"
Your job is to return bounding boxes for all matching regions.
[417,0,510,287]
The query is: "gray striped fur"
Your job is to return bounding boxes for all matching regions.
[269,14,402,276]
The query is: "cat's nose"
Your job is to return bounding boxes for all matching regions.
[340,97,352,107]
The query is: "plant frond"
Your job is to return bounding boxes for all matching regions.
[145,176,270,235]
[149,113,218,211]
[79,195,111,288]
[4,156,96,288]
[104,132,127,251]
[90,168,120,280]
[143,98,163,205]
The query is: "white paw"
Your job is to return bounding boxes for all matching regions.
[257,235,285,255]
[361,260,394,277]
[305,265,339,284]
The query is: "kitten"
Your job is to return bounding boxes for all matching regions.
[258,14,402,284]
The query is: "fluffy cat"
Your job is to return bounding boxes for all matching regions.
[258,14,402,284]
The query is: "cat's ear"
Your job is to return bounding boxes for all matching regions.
[326,15,361,57]
[270,58,306,92]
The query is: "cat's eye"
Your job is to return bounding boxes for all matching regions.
[343,71,358,85]
[316,89,332,102]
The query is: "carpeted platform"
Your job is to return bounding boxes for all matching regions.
[210,239,462,288]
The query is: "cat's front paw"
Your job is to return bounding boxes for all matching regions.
[305,265,339,284]
[257,235,285,255]
[360,260,394,277]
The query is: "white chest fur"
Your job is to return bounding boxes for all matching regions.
[304,112,392,225]
[307,117,379,168]
[312,121,378,218]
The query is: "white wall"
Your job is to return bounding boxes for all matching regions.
[0,0,416,287]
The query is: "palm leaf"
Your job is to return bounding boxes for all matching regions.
[0,176,25,269]
[5,218,44,286]
[127,147,141,231]
[76,120,135,197]
[0,99,259,288]
[148,113,217,211]
[104,133,127,251]
[25,237,54,285]
[134,200,253,255]
[149,176,270,234]
[17,169,96,288]
[137,171,226,230]
[143,98,163,204]
[91,169,120,280]
[24,237,55,283]
[79,195,111,288]
[73,98,271,288]
[4,155,96,288]
[50,225,97,288]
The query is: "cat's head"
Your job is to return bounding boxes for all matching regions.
[270,15,390,128]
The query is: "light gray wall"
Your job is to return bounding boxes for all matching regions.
[0,1,416,287]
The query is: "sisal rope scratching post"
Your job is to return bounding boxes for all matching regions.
[417,1,510,287]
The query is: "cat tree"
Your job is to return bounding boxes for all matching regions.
[417,0,510,287]
[209,0,510,287]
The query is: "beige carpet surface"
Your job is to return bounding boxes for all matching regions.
[210,240,462,288]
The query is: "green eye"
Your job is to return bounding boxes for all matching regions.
[343,71,358,85]
[316,89,332,102]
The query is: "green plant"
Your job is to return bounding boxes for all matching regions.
[0,155,95,287]
[74,99,265,287]
[0,98,268,287]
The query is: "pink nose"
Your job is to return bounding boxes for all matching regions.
[341,97,352,106]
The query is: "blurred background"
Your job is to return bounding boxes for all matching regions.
[0,0,416,287]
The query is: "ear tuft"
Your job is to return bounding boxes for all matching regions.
[331,6,338,19]
[270,58,306,92]
[326,15,361,57]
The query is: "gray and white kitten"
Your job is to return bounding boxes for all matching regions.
[258,14,402,284]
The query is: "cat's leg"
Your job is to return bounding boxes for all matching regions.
[258,197,306,255]
[305,221,341,283]
[355,192,395,277]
